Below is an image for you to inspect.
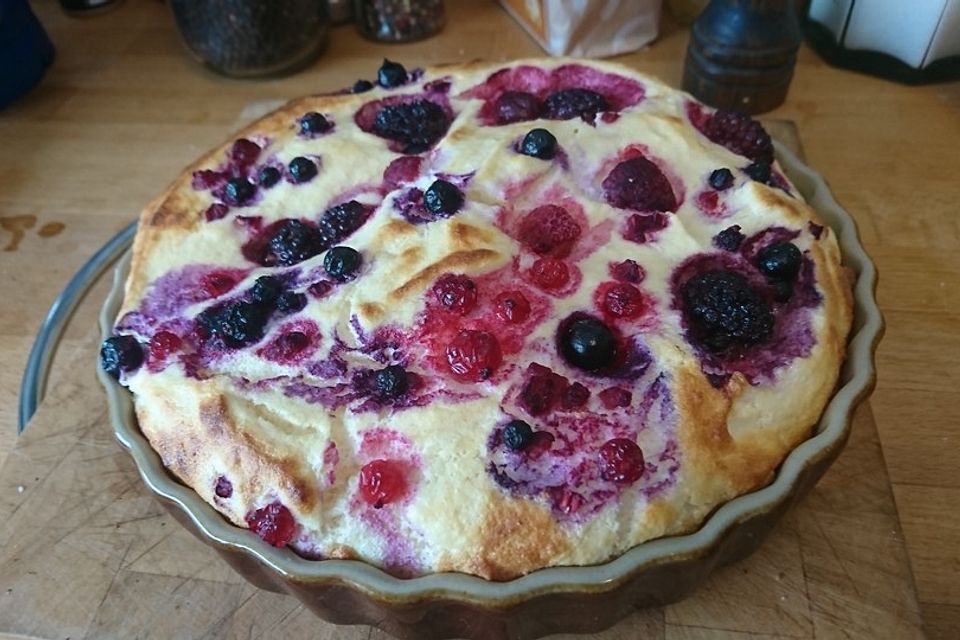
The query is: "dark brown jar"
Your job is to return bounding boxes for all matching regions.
[169,0,330,78]
[354,0,444,43]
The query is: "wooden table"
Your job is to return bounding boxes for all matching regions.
[0,1,957,637]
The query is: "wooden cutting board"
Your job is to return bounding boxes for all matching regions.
[0,123,924,640]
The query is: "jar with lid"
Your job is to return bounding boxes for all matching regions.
[354,0,445,43]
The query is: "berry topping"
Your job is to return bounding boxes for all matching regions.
[446,329,502,381]
[518,364,567,416]
[268,331,311,359]
[544,88,608,120]
[375,365,409,399]
[230,138,261,170]
[599,282,646,319]
[204,203,229,222]
[559,315,617,372]
[372,100,449,153]
[288,156,318,183]
[214,476,233,498]
[308,280,334,299]
[267,219,325,266]
[680,270,774,353]
[149,331,181,361]
[562,382,590,409]
[517,204,581,257]
[756,242,802,282]
[353,79,374,93]
[714,225,745,252]
[697,109,774,164]
[599,387,632,409]
[224,177,256,206]
[323,246,363,281]
[610,259,645,284]
[257,166,281,188]
[598,438,645,483]
[377,59,408,88]
[502,419,535,451]
[359,459,407,508]
[603,157,677,212]
[202,271,241,297]
[623,212,670,244]
[250,275,284,305]
[318,200,369,245]
[494,91,542,124]
[382,156,423,190]
[423,179,464,216]
[198,300,271,348]
[275,291,307,314]
[709,168,735,190]
[519,128,558,160]
[530,257,570,290]
[433,274,478,315]
[745,161,772,183]
[299,111,332,136]
[494,290,531,324]
[100,335,144,379]
[245,501,296,547]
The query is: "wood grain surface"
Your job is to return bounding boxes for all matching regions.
[0,1,957,637]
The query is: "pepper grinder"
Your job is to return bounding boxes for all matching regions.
[682,0,801,114]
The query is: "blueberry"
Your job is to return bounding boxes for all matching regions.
[709,168,734,190]
[756,242,802,282]
[100,335,144,379]
[258,166,281,188]
[744,161,772,183]
[353,79,374,93]
[323,246,362,281]
[275,291,307,314]
[198,301,270,348]
[372,100,449,153]
[543,88,608,120]
[501,419,534,451]
[520,128,558,160]
[681,270,774,353]
[224,177,256,205]
[375,365,409,398]
[268,219,325,266]
[318,200,368,245]
[377,59,408,88]
[299,112,331,136]
[423,179,464,216]
[560,316,618,371]
[250,275,284,305]
[713,225,744,252]
[288,156,317,183]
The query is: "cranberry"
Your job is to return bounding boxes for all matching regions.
[598,438,645,483]
[433,273,478,315]
[214,476,233,498]
[245,501,296,547]
[529,258,569,290]
[599,387,632,409]
[602,157,677,213]
[494,91,542,124]
[446,329,502,381]
[599,282,646,319]
[494,290,531,324]
[610,259,645,283]
[517,204,581,257]
[359,459,407,508]
[149,331,182,361]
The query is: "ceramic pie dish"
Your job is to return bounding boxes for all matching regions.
[98,59,881,639]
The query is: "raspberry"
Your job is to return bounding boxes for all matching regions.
[229,138,261,171]
[602,157,677,213]
[372,100,449,154]
[518,364,566,417]
[446,330,502,381]
[598,387,632,409]
[149,331,181,361]
[245,501,296,547]
[624,212,670,244]
[265,331,311,360]
[699,110,773,164]
[680,270,774,353]
[494,290,531,324]
[382,156,423,191]
[529,258,569,290]
[494,91,542,124]
[562,382,590,409]
[598,438,645,483]
[517,205,581,257]
[433,274,478,315]
[543,89,608,120]
[598,282,646,319]
[201,271,241,298]
[359,459,407,508]
[610,259,645,283]
[204,203,229,222]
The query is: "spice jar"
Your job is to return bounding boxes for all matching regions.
[354,0,445,43]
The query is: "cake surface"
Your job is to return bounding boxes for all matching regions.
[104,58,853,580]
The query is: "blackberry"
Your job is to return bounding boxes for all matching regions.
[250,275,284,305]
[323,246,363,281]
[375,365,409,399]
[423,179,464,216]
[317,200,368,246]
[701,110,774,164]
[681,270,774,353]
[198,301,270,348]
[257,166,281,188]
[299,112,332,136]
[377,59,408,88]
[559,316,617,372]
[288,156,317,183]
[275,291,307,314]
[267,219,325,266]
[756,242,802,282]
[520,128,558,160]
[543,88,608,120]
[502,419,534,451]
[709,168,734,190]
[372,100,449,153]
[100,335,144,379]
[224,178,256,205]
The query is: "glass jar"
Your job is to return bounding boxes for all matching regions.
[354,0,445,43]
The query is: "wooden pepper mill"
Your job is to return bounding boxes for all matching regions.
[682,0,801,114]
